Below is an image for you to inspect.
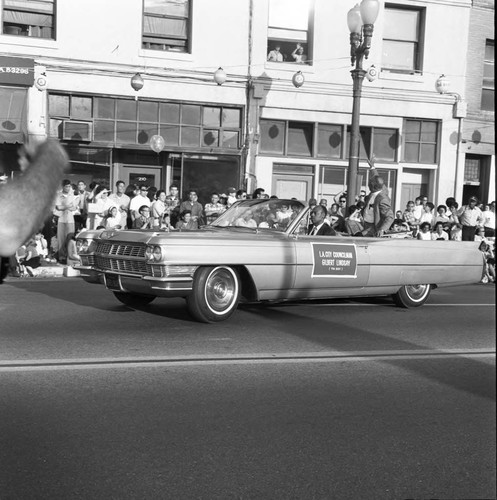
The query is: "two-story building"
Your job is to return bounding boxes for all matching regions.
[0,0,494,209]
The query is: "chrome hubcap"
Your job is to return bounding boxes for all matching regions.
[205,268,236,313]
[405,284,429,301]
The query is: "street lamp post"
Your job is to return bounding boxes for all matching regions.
[346,0,379,207]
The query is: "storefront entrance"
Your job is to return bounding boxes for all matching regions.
[119,165,163,190]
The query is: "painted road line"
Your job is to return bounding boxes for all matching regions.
[0,349,494,372]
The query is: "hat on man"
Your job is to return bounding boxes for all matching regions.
[227,187,236,194]
[469,196,478,203]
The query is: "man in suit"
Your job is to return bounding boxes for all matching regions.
[307,205,336,236]
[361,155,394,237]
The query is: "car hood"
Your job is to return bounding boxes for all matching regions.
[94,226,290,245]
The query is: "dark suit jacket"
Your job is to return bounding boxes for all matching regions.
[308,223,336,236]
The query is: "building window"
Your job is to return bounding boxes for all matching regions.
[49,94,241,150]
[267,0,312,64]
[261,120,398,161]
[288,122,313,156]
[464,157,480,184]
[2,0,55,38]
[345,127,398,162]
[317,124,342,158]
[382,5,423,73]
[481,40,494,111]
[318,165,397,205]
[260,120,285,154]
[142,0,191,53]
[404,119,438,164]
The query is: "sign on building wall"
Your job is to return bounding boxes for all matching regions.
[0,56,34,86]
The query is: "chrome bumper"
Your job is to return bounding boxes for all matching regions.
[75,266,193,297]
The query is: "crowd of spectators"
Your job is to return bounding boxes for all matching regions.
[6,177,496,284]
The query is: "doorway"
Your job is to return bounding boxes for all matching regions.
[119,165,163,190]
[272,164,314,201]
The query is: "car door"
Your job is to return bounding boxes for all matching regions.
[290,215,370,296]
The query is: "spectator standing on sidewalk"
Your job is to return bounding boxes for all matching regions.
[54,179,77,264]
[74,180,90,232]
[179,190,204,226]
[458,196,483,241]
[109,180,130,229]
[482,201,495,238]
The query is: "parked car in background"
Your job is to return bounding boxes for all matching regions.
[75,199,483,323]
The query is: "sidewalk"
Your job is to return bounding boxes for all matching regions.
[7,261,79,280]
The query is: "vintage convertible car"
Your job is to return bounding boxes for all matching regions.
[75,199,483,323]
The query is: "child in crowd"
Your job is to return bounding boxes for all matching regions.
[419,202,435,228]
[474,226,488,243]
[479,241,495,283]
[104,206,122,229]
[431,221,449,240]
[66,232,81,267]
[175,210,198,230]
[417,222,432,240]
[433,205,451,231]
[132,205,153,229]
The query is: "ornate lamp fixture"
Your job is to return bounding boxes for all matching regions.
[345,0,380,206]
[213,67,227,86]
[130,73,144,92]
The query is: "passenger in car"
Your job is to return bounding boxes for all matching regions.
[307,205,336,236]
[235,209,257,228]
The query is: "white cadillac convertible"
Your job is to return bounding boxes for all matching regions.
[75,199,483,323]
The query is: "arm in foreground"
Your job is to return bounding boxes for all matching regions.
[0,140,69,256]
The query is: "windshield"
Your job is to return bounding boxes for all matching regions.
[211,199,306,232]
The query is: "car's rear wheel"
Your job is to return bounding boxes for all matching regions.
[187,266,240,323]
[113,292,155,307]
[392,284,431,308]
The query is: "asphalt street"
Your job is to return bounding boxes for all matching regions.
[0,279,495,499]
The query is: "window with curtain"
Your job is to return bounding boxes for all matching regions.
[382,4,423,73]
[142,0,191,53]
[2,0,55,39]
[267,0,312,64]
[481,40,494,111]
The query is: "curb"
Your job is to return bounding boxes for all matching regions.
[5,265,80,280]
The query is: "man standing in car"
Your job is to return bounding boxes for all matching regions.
[361,155,394,237]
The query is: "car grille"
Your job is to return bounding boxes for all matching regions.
[95,241,148,275]
[95,255,149,275]
[95,241,146,258]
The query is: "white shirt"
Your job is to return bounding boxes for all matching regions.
[482,210,495,229]
[363,191,380,223]
[129,194,151,214]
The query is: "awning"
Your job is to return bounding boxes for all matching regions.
[0,86,27,143]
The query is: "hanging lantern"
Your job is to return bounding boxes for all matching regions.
[435,74,450,95]
[150,134,165,153]
[292,71,305,88]
[213,67,227,86]
[130,73,144,92]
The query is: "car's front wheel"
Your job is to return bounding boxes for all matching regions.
[113,292,155,307]
[392,284,431,308]
[187,266,240,323]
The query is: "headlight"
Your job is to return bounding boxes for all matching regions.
[145,245,164,261]
[76,239,89,252]
[76,239,97,253]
